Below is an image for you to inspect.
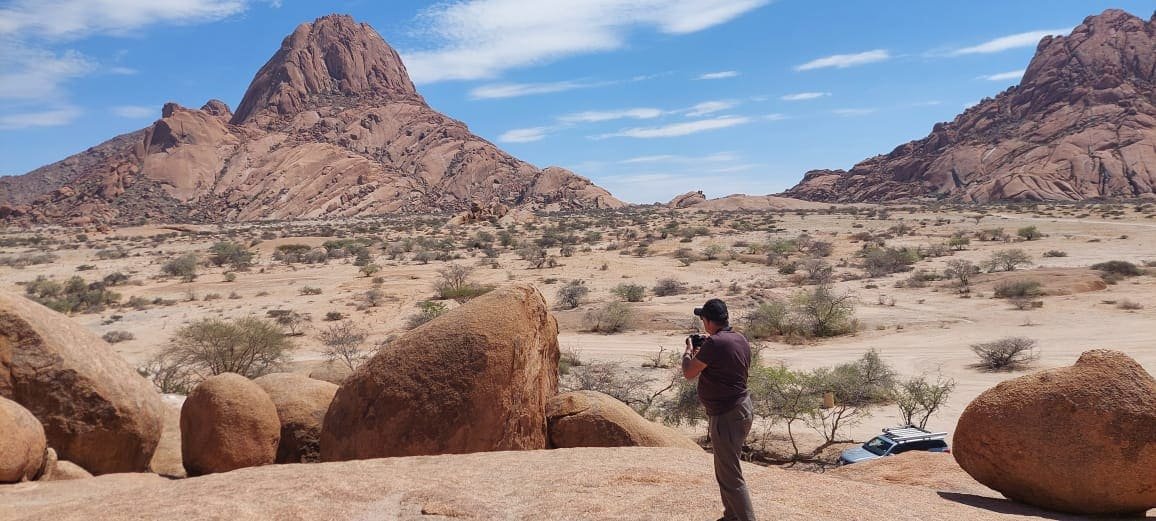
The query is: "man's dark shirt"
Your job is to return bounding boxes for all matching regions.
[693,328,751,416]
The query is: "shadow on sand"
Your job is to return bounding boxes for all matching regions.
[937,492,1155,520]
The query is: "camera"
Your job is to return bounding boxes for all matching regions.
[689,334,707,348]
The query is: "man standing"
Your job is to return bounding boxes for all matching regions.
[683,298,755,521]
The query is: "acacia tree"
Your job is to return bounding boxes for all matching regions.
[893,373,956,429]
[152,316,294,381]
[318,320,370,371]
[793,284,857,337]
[806,349,896,444]
[748,364,819,459]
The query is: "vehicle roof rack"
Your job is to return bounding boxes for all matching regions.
[881,425,947,442]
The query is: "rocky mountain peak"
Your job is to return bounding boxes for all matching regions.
[230,13,421,125]
[785,8,1156,203]
[1017,9,1155,108]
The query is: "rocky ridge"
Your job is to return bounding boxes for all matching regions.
[0,14,623,226]
[786,9,1156,202]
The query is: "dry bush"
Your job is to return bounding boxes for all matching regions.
[149,316,294,382]
[611,283,646,302]
[984,249,1032,272]
[971,337,1039,371]
[318,320,370,370]
[405,300,448,329]
[584,302,632,333]
[555,280,589,310]
[102,330,135,344]
[994,279,1043,299]
[652,278,687,297]
[434,263,494,302]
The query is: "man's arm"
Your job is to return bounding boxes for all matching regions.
[682,338,707,379]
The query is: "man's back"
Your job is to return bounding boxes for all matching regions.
[694,329,751,416]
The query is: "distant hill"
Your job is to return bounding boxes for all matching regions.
[0,14,623,226]
[786,9,1156,203]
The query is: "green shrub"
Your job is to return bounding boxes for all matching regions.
[406,301,449,329]
[150,316,294,379]
[1042,250,1067,258]
[652,278,686,297]
[1090,260,1142,277]
[102,330,135,344]
[555,280,589,310]
[161,254,199,281]
[1016,226,1043,240]
[207,241,254,269]
[24,275,121,314]
[611,283,646,302]
[584,302,633,333]
[993,280,1043,299]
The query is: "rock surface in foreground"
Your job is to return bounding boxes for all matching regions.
[321,283,559,460]
[546,390,700,450]
[180,373,280,476]
[0,447,1111,521]
[953,349,1156,515]
[0,292,163,475]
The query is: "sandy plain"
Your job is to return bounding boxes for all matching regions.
[1,202,1153,448]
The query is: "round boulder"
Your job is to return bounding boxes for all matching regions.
[37,448,93,481]
[253,373,338,463]
[953,349,1156,515]
[0,292,164,474]
[321,284,559,461]
[546,391,700,450]
[0,396,46,482]
[180,373,280,476]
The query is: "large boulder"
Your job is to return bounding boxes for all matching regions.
[0,395,46,482]
[253,373,338,463]
[546,391,700,450]
[0,292,163,474]
[37,448,93,481]
[180,373,280,476]
[321,283,559,461]
[953,349,1156,515]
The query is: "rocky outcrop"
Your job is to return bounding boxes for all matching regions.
[321,284,559,461]
[180,374,280,476]
[0,14,623,226]
[0,292,164,475]
[787,10,1156,202]
[0,396,46,483]
[253,373,337,464]
[0,447,1096,520]
[828,451,995,497]
[667,190,707,208]
[37,448,93,482]
[546,391,700,450]
[953,349,1156,515]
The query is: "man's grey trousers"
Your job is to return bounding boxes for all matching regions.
[708,395,756,521]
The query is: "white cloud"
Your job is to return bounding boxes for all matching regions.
[832,108,876,117]
[110,105,156,119]
[595,116,751,139]
[559,108,663,123]
[697,70,739,80]
[780,91,829,101]
[0,106,81,130]
[403,0,770,83]
[795,49,889,71]
[498,126,553,143]
[469,80,601,99]
[763,113,787,121]
[0,0,249,39]
[620,152,737,164]
[979,69,1025,81]
[684,100,738,117]
[950,29,1069,55]
[107,66,138,75]
[0,46,95,101]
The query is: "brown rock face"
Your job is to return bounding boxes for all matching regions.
[0,396,46,483]
[180,373,280,476]
[37,448,93,482]
[546,391,700,450]
[787,9,1156,202]
[0,293,164,475]
[321,284,559,461]
[953,349,1156,515]
[252,373,337,463]
[667,190,707,209]
[0,14,622,226]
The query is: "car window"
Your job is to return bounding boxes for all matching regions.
[863,436,894,456]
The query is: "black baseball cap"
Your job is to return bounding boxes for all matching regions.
[693,298,729,323]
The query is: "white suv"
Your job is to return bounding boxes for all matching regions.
[838,426,949,465]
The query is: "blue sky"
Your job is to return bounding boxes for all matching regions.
[1,1,1151,203]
